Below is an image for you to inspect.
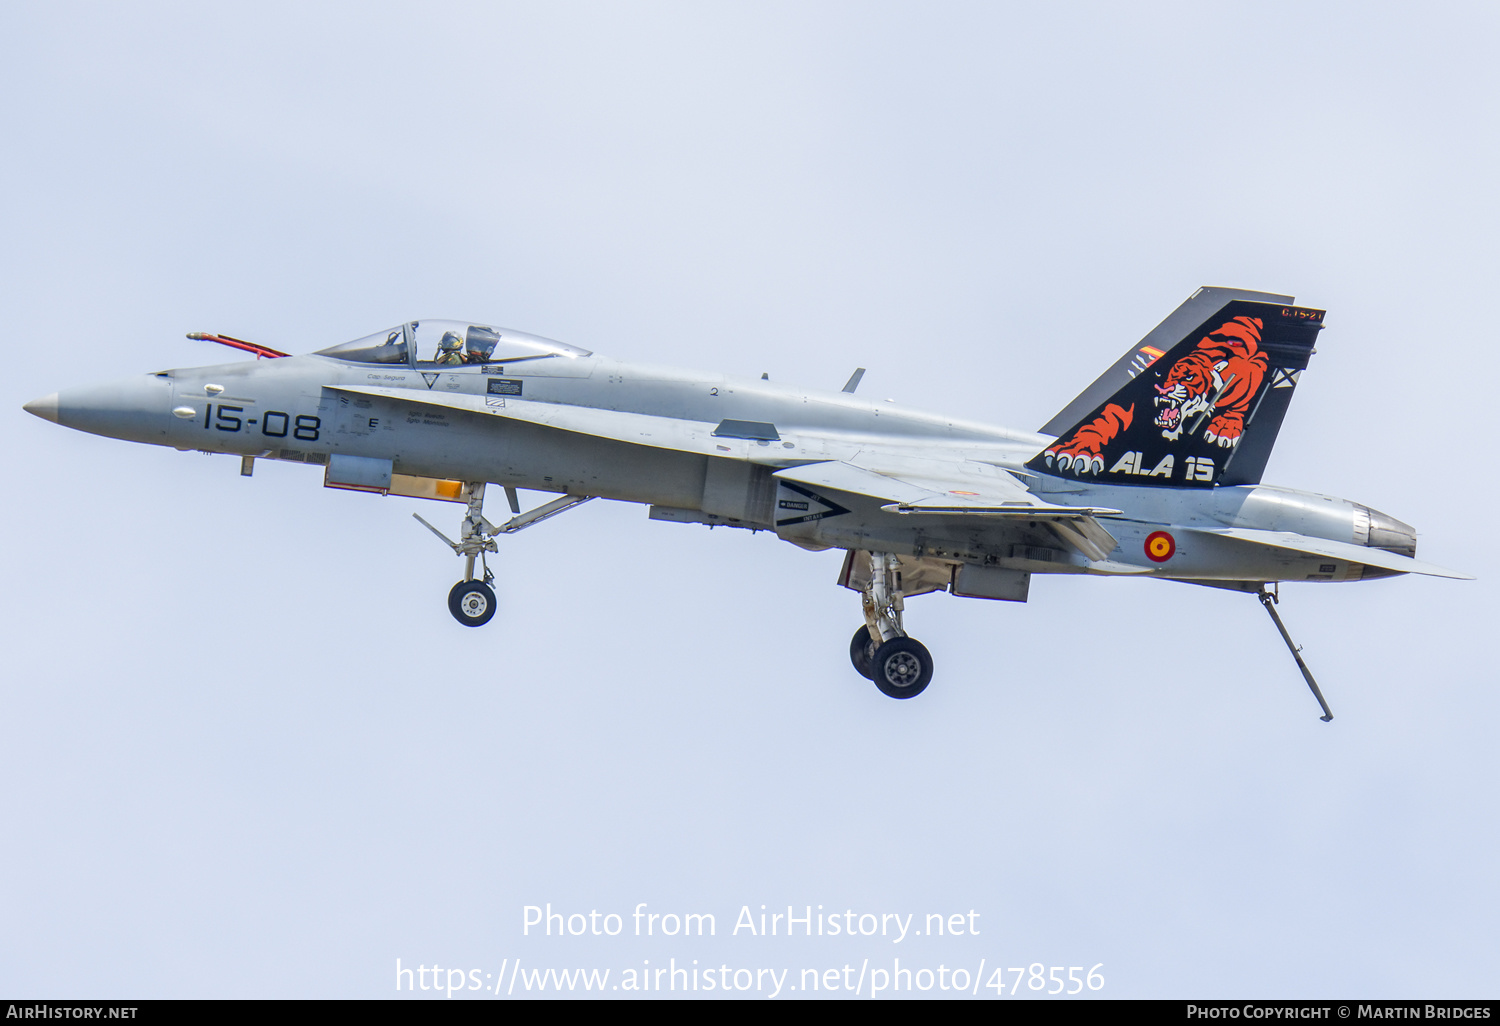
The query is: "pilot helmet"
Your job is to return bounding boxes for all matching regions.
[438,331,463,353]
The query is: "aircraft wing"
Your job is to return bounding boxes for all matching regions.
[333,384,1127,561]
[329,385,739,458]
[774,456,1118,515]
[1199,527,1474,580]
[774,455,1124,562]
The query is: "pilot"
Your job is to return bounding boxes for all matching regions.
[435,331,465,365]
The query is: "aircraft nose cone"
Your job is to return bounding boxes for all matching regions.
[23,393,59,423]
[35,375,175,444]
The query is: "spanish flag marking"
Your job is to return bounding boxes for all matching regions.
[1145,531,1176,562]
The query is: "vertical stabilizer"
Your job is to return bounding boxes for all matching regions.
[1027,290,1323,488]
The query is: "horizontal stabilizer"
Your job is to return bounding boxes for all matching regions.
[1198,527,1474,580]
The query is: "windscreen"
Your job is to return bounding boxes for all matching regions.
[316,327,410,365]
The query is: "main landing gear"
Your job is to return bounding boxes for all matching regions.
[413,483,593,627]
[850,551,935,699]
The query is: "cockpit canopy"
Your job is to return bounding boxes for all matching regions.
[316,320,591,367]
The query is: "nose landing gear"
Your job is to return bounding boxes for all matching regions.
[449,579,497,627]
[412,483,593,627]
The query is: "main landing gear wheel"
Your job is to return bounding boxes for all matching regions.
[871,637,934,699]
[850,626,879,680]
[448,580,496,627]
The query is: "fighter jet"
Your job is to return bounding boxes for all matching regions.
[22,287,1469,716]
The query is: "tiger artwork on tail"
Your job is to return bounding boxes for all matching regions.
[1152,315,1267,446]
[1041,401,1133,475]
[1042,315,1268,475]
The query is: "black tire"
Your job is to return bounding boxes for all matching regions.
[871,637,933,699]
[850,626,879,680]
[448,580,497,627]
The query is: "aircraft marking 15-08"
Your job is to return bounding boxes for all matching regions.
[24,287,1470,715]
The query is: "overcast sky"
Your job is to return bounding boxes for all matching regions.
[2,1,1496,999]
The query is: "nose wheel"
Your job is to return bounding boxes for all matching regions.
[449,579,497,627]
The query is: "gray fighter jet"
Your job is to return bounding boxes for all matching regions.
[22,287,1469,716]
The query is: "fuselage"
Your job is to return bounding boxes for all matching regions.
[24,335,1419,588]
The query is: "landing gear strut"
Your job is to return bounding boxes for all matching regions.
[413,483,593,627]
[850,551,934,699]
